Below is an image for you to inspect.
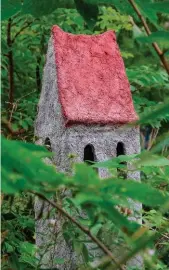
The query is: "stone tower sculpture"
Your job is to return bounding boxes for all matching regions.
[35,25,141,269]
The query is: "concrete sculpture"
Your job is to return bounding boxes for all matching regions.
[35,25,142,269]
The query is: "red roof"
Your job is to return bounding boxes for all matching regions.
[52,26,138,125]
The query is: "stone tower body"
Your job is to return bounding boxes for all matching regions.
[35,26,141,269]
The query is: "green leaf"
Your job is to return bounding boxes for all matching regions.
[93,154,137,169]
[165,50,169,56]
[1,137,65,194]
[19,120,29,130]
[146,2,169,14]
[103,178,169,207]
[73,241,83,256]
[136,0,159,26]
[151,133,169,154]
[82,243,89,262]
[19,253,38,267]
[90,223,102,236]
[75,193,139,235]
[138,100,169,125]
[136,153,169,167]
[118,229,155,266]
[137,31,169,46]
[20,241,36,255]
[74,163,99,185]
[127,66,169,90]
[4,242,14,253]
[99,200,140,235]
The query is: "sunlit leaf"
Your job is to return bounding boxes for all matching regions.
[1,137,64,194]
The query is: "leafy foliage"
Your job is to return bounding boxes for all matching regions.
[1,0,169,269]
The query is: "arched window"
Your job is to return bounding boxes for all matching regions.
[83,144,96,165]
[45,137,52,152]
[116,142,126,178]
[116,142,125,156]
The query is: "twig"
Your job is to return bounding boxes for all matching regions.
[9,102,17,123]
[12,21,33,43]
[147,128,159,151]
[2,118,26,135]
[11,11,22,21]
[11,16,25,27]
[114,202,169,269]
[16,90,37,103]
[6,17,34,120]
[36,56,41,92]
[30,191,125,270]
[128,0,169,75]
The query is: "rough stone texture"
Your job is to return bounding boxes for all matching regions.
[52,25,138,125]
[35,31,143,269]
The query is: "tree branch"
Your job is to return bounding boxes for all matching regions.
[36,56,41,92]
[6,18,34,120]
[12,21,33,43]
[30,191,125,270]
[2,118,26,135]
[128,0,169,75]
[7,18,14,114]
[3,53,9,58]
